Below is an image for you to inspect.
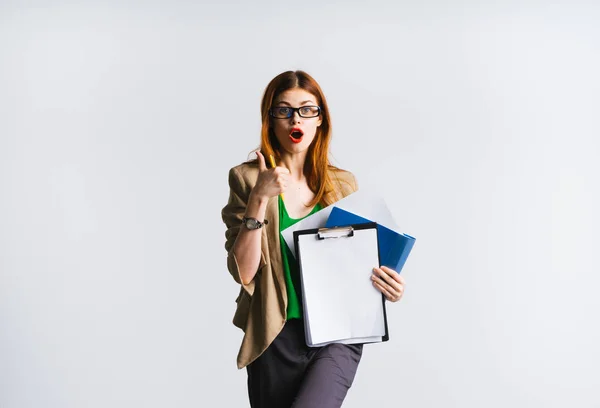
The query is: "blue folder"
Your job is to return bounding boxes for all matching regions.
[325,207,416,273]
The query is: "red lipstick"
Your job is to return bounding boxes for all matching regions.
[289,128,304,144]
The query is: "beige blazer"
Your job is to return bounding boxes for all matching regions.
[221,161,358,369]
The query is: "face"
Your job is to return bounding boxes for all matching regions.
[270,88,322,156]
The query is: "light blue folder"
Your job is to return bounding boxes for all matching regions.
[325,207,416,273]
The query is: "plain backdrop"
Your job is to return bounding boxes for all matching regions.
[1,1,599,407]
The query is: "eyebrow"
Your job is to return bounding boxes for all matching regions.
[274,100,316,106]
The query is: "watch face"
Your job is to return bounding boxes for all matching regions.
[245,218,259,229]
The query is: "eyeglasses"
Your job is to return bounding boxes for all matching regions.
[269,105,321,119]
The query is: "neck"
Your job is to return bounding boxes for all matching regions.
[279,151,308,182]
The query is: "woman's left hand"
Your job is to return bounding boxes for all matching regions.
[371,266,405,302]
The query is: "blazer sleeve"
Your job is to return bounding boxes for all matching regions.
[221,166,261,296]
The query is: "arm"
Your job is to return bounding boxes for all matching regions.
[221,154,288,294]
[221,167,266,295]
[232,189,269,287]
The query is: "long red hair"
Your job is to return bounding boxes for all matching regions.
[249,70,344,207]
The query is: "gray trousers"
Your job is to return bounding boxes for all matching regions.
[246,319,363,408]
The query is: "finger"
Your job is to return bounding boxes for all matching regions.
[273,167,290,179]
[277,173,289,187]
[274,166,290,175]
[372,271,402,297]
[375,279,403,302]
[371,272,391,292]
[380,266,403,284]
[373,280,396,301]
[373,267,393,285]
[256,151,267,172]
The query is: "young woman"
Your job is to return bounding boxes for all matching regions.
[221,70,406,408]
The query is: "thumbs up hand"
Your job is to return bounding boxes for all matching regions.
[252,151,289,201]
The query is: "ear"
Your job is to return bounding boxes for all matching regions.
[317,116,322,127]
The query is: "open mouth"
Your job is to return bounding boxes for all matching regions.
[289,128,304,143]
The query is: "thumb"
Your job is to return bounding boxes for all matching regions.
[256,150,267,172]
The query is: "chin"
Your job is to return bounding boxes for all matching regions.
[282,145,308,155]
[278,138,314,154]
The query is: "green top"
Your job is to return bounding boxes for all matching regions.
[279,195,322,320]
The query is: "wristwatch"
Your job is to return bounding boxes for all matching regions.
[242,216,268,230]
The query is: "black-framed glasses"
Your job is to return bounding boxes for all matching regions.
[269,105,321,119]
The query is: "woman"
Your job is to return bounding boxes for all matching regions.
[221,70,406,408]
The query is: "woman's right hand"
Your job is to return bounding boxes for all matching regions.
[251,151,289,201]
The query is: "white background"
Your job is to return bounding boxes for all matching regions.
[1,1,599,407]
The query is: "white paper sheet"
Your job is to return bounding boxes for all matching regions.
[296,227,386,346]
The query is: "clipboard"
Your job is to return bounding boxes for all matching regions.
[293,222,389,347]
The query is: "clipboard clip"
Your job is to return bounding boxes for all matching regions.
[317,226,354,240]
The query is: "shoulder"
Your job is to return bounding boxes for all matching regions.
[327,166,358,190]
[229,161,260,177]
[326,165,358,202]
[227,161,260,189]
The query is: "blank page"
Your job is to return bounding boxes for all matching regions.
[297,227,386,346]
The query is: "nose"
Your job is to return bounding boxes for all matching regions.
[290,110,302,123]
